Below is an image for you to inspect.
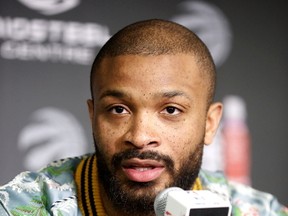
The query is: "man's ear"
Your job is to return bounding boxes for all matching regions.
[87,99,94,125]
[204,102,223,145]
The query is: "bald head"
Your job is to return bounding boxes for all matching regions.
[90,19,216,104]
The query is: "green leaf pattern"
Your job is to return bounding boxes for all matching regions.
[0,155,286,215]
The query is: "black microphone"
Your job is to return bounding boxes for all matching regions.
[154,187,231,216]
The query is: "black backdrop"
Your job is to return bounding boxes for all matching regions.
[0,0,287,204]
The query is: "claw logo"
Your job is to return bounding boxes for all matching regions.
[18,107,88,170]
[17,0,80,15]
[172,1,232,67]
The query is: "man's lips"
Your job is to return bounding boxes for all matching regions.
[121,158,165,182]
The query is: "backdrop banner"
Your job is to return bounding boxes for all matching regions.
[0,0,287,204]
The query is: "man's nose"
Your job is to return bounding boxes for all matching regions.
[124,112,161,149]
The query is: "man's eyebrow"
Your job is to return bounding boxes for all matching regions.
[161,90,191,100]
[98,89,191,100]
[99,90,127,100]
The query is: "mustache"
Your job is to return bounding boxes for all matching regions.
[112,149,175,171]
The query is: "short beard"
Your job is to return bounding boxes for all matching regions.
[96,144,203,216]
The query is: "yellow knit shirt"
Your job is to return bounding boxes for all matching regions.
[75,154,202,216]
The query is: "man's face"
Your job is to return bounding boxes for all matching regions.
[88,54,222,215]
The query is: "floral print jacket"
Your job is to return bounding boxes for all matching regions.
[0,155,287,216]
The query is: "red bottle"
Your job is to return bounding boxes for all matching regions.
[222,95,251,185]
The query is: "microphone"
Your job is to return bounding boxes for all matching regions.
[154,187,231,216]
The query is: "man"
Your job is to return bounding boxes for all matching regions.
[0,19,287,216]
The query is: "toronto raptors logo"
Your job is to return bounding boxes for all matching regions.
[17,0,80,15]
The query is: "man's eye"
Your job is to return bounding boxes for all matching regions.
[109,106,129,114]
[161,106,181,115]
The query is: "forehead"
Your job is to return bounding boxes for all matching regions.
[92,54,208,100]
[95,54,204,81]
